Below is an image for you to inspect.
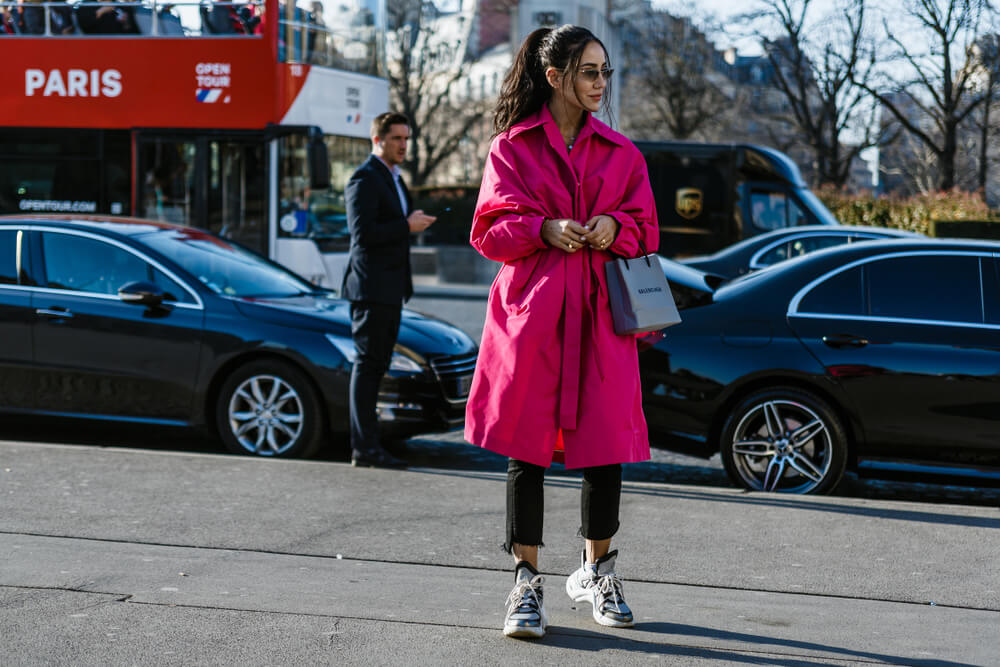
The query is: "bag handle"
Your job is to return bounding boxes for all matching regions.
[622,237,652,270]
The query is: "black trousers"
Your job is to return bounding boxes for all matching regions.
[504,458,622,553]
[349,301,402,456]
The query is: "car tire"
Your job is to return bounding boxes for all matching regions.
[719,387,847,494]
[216,359,325,458]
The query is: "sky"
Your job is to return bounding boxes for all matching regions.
[653,0,841,56]
[653,0,764,55]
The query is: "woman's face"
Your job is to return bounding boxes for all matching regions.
[553,40,609,114]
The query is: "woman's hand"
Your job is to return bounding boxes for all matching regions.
[582,215,619,250]
[541,218,590,253]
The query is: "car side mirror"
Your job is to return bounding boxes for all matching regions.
[118,281,166,308]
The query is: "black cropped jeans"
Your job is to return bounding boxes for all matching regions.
[504,458,622,553]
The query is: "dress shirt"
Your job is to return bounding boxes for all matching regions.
[375,155,409,216]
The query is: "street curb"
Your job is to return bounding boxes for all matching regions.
[412,283,490,299]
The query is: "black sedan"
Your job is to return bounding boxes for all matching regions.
[642,238,1000,493]
[679,224,921,279]
[0,216,477,458]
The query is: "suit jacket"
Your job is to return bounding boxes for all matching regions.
[341,155,414,304]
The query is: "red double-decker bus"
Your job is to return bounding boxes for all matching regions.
[1,0,387,286]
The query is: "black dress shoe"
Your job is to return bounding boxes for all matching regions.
[351,449,407,469]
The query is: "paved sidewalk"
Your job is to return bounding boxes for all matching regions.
[2,440,998,665]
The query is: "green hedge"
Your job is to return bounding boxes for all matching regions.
[815,186,1000,237]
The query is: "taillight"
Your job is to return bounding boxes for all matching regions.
[636,330,666,352]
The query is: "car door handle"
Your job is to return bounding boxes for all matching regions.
[36,308,75,320]
[822,334,867,349]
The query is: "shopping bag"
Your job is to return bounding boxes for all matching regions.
[605,249,682,335]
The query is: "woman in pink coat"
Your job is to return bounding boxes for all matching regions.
[464,25,658,639]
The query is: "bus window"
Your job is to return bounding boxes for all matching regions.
[104,132,131,216]
[280,0,383,76]
[0,160,100,215]
[0,128,128,216]
[139,141,196,226]
[278,133,368,252]
[208,140,266,255]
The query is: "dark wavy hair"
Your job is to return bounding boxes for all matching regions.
[493,25,612,136]
[371,111,410,139]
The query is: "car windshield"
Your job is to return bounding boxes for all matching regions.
[138,228,315,298]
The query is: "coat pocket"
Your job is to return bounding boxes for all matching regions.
[507,252,544,291]
[500,252,545,316]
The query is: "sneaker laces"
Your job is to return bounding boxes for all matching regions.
[594,572,626,612]
[506,576,543,617]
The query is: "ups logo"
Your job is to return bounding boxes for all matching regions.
[675,188,703,220]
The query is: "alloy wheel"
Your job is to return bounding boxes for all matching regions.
[227,374,304,456]
[728,398,834,494]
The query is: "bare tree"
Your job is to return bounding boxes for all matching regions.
[386,1,494,187]
[620,7,735,141]
[968,33,1000,195]
[743,0,880,187]
[880,125,945,192]
[853,0,995,191]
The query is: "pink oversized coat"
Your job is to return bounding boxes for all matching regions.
[464,106,659,469]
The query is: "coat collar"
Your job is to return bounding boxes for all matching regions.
[507,105,626,148]
[367,153,397,182]
[372,154,403,180]
[366,153,408,191]
[364,154,410,213]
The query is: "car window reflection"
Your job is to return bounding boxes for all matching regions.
[867,255,982,323]
[758,235,848,267]
[750,191,787,231]
[799,266,864,315]
[40,232,191,303]
[140,230,313,298]
[0,230,17,285]
[797,253,985,324]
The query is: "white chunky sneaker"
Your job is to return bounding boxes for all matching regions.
[565,550,634,628]
[503,562,547,639]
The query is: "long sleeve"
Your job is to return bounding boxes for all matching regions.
[605,148,659,258]
[470,137,549,263]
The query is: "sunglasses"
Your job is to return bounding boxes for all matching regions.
[577,68,614,82]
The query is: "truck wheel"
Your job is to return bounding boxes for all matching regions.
[720,387,847,494]
[216,360,324,458]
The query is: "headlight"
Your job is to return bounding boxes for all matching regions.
[389,352,423,373]
[324,334,425,374]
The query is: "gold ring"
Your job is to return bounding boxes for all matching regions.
[568,242,575,249]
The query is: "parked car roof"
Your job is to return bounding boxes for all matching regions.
[680,225,924,279]
[0,214,189,236]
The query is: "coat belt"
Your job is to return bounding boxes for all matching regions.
[558,248,606,430]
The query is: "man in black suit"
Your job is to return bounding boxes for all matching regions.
[343,112,435,468]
